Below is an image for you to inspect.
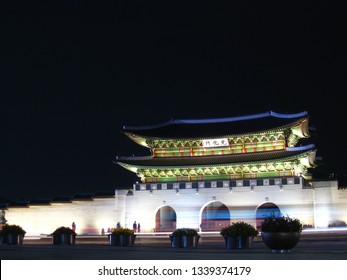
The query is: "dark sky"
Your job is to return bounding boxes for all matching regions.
[1,1,346,202]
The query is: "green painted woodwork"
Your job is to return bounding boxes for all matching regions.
[140,170,295,183]
[119,154,312,183]
[153,143,286,157]
[120,117,313,183]
[148,133,287,154]
[129,124,307,151]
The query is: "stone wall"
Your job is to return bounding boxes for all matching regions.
[4,180,346,236]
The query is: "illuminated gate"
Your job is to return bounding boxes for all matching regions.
[155,206,176,232]
[256,202,281,229]
[201,201,230,232]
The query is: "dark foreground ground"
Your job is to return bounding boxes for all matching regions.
[1,229,347,260]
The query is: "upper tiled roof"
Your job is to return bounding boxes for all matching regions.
[116,144,316,168]
[122,111,308,139]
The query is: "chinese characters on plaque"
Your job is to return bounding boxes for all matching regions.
[202,138,229,148]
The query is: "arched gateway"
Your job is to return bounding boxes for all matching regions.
[201,201,230,232]
[155,206,177,232]
[255,202,281,229]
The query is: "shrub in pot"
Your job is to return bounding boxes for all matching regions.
[51,226,77,245]
[260,215,303,252]
[109,227,136,246]
[220,221,258,249]
[170,228,200,248]
[0,224,26,245]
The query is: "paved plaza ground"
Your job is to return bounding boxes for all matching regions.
[1,229,347,260]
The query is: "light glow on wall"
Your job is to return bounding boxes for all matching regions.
[4,181,347,236]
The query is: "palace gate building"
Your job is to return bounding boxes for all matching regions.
[2,111,347,235]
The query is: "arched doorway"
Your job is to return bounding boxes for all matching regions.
[201,201,230,232]
[256,202,281,230]
[155,206,177,232]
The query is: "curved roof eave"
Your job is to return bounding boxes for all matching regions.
[123,111,308,130]
[115,145,316,170]
[121,111,309,140]
[124,118,308,142]
[117,153,314,170]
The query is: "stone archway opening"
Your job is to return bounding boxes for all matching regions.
[256,202,281,230]
[201,201,230,232]
[155,206,177,232]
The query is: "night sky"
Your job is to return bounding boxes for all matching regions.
[2,2,346,202]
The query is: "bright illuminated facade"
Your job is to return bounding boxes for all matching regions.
[2,111,347,236]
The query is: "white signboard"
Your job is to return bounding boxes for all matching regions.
[202,138,229,148]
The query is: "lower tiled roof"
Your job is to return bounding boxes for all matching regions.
[116,144,316,168]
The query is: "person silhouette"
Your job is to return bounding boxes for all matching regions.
[137,223,141,233]
[133,221,137,232]
[72,222,76,231]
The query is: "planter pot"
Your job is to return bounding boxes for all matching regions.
[224,236,254,249]
[245,236,254,248]
[170,235,200,248]
[262,232,301,252]
[52,233,76,245]
[109,234,136,246]
[4,234,24,245]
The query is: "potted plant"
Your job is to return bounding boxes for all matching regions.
[0,224,26,245]
[260,215,303,252]
[220,221,259,249]
[170,228,200,248]
[51,226,77,245]
[109,227,136,246]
